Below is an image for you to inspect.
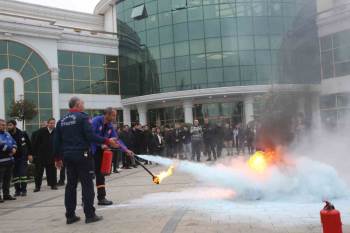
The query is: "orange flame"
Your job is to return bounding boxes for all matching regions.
[153,165,174,184]
[248,150,283,173]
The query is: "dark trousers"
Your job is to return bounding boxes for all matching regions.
[216,142,223,158]
[0,164,13,196]
[59,165,66,183]
[204,141,216,160]
[93,151,106,201]
[34,162,57,188]
[13,159,28,194]
[191,141,202,162]
[112,151,120,172]
[65,156,95,218]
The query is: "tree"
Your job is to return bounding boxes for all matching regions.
[9,98,38,129]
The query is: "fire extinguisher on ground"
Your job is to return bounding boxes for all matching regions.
[320,201,342,233]
[100,150,113,176]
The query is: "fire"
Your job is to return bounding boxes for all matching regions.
[153,165,174,184]
[248,151,268,173]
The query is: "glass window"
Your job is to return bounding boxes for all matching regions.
[131,4,147,19]
[8,41,31,58]
[0,55,8,69]
[147,28,159,46]
[173,23,188,42]
[29,53,48,75]
[158,0,172,12]
[254,17,269,35]
[270,2,282,16]
[173,9,187,24]
[175,56,190,71]
[334,46,350,62]
[207,68,223,84]
[24,79,38,92]
[146,1,158,15]
[21,63,37,80]
[58,52,71,65]
[89,54,105,67]
[159,26,173,44]
[270,36,282,49]
[240,66,257,84]
[203,4,220,19]
[320,35,332,51]
[173,0,187,10]
[237,17,253,35]
[91,81,107,94]
[269,17,284,34]
[0,40,7,54]
[108,82,119,94]
[256,65,272,84]
[160,44,174,58]
[206,38,222,53]
[321,51,334,79]
[255,50,271,65]
[191,69,207,87]
[74,66,90,81]
[59,65,73,79]
[220,4,236,17]
[188,6,203,21]
[223,52,239,66]
[74,80,91,94]
[191,54,206,69]
[107,69,118,81]
[239,51,255,65]
[253,2,267,16]
[223,66,240,82]
[149,46,160,59]
[4,78,14,120]
[205,19,220,38]
[161,58,175,73]
[221,18,237,37]
[255,36,270,49]
[175,41,189,56]
[335,62,350,77]
[106,56,118,68]
[236,2,252,16]
[190,39,205,54]
[59,79,73,93]
[146,14,158,29]
[38,73,52,92]
[39,93,52,108]
[188,21,205,40]
[176,71,191,90]
[8,55,25,72]
[74,53,89,66]
[206,53,222,67]
[159,12,172,26]
[238,36,254,50]
[222,37,238,51]
[282,3,296,17]
[135,19,146,31]
[91,68,105,81]
[161,72,176,87]
[188,0,202,7]
[334,30,350,48]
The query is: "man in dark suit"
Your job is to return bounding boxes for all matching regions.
[32,118,57,192]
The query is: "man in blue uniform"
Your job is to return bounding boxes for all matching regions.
[54,97,121,224]
[91,107,134,205]
[0,119,17,202]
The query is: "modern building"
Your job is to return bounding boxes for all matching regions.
[317,0,350,128]
[0,0,324,132]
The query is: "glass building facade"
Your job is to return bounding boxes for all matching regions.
[0,40,52,132]
[58,51,120,95]
[116,0,320,98]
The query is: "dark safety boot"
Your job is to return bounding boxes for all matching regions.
[3,195,16,201]
[66,215,81,225]
[0,196,3,203]
[98,198,113,206]
[85,215,103,224]
[33,187,40,192]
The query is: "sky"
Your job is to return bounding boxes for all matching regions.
[16,0,101,13]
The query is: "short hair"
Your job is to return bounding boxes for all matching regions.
[69,96,80,109]
[47,118,55,123]
[104,107,117,115]
[7,119,17,126]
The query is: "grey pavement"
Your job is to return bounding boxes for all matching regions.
[0,163,349,233]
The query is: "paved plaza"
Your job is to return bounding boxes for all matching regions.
[0,163,349,233]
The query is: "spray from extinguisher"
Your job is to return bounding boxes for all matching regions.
[320,201,342,233]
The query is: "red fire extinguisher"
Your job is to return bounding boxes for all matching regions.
[100,150,113,176]
[320,201,342,233]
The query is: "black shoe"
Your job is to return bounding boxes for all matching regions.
[57,181,65,186]
[133,165,138,168]
[51,186,58,190]
[3,195,16,200]
[85,215,103,224]
[0,196,3,203]
[206,158,212,161]
[98,198,113,206]
[113,169,119,173]
[21,192,27,197]
[33,187,40,192]
[14,192,21,197]
[66,215,81,225]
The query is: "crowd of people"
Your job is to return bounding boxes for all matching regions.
[0,105,257,209]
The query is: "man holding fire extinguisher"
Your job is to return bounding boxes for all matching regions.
[91,107,134,206]
[54,97,123,224]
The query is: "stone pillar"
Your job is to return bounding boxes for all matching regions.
[51,68,60,120]
[122,106,131,126]
[183,100,193,124]
[311,93,321,129]
[244,95,254,125]
[137,104,147,125]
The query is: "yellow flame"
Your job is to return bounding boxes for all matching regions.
[153,165,174,184]
[248,151,268,173]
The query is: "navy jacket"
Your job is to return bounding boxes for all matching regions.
[53,110,108,161]
[9,128,31,160]
[0,131,17,165]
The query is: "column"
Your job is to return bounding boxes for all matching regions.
[244,95,254,125]
[51,68,60,120]
[297,96,306,115]
[122,106,131,126]
[311,93,321,129]
[183,100,193,124]
[137,104,147,125]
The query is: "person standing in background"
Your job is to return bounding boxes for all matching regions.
[181,126,192,160]
[190,120,202,162]
[223,123,233,156]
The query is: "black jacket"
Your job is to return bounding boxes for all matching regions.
[9,128,31,160]
[33,127,55,164]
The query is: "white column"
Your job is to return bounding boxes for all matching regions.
[183,100,193,124]
[137,104,147,125]
[311,93,321,129]
[244,95,254,125]
[122,106,131,126]
[51,68,60,120]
